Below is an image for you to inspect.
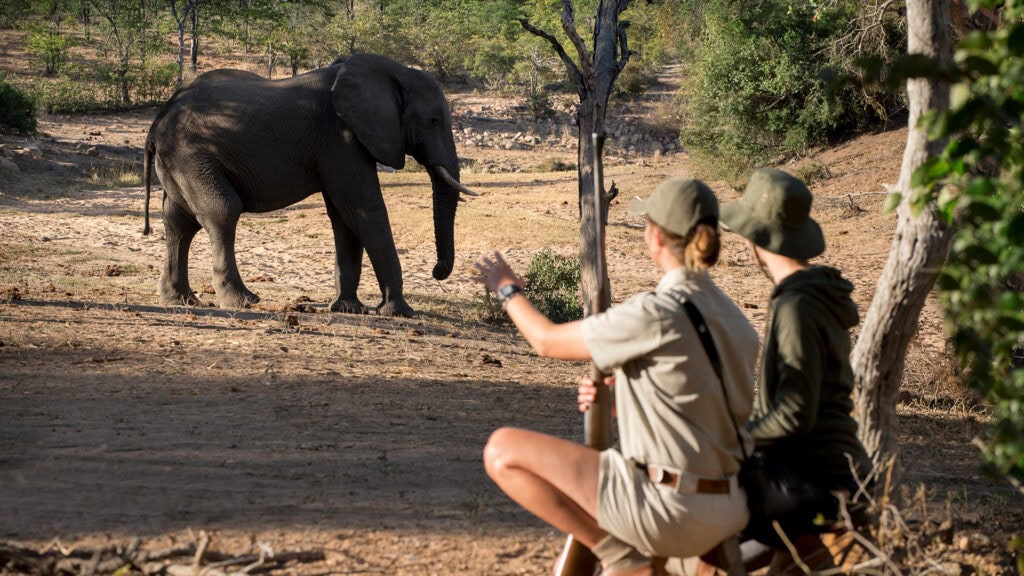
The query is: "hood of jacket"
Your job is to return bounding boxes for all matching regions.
[771,265,859,329]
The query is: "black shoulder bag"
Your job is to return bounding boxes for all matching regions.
[678,297,808,523]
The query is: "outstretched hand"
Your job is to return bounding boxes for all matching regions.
[470,251,523,293]
[578,374,616,413]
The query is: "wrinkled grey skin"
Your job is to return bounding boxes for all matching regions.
[143,53,469,317]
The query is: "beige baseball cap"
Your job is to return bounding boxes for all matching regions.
[628,177,719,236]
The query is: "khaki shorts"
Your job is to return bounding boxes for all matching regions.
[597,449,749,558]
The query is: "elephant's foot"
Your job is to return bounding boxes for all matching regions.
[330,297,370,315]
[377,299,415,318]
[216,286,260,309]
[160,287,200,306]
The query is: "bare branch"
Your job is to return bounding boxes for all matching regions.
[561,0,593,80]
[616,19,634,73]
[518,18,585,92]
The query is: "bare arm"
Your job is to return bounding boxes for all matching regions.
[471,251,592,361]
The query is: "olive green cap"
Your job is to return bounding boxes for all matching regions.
[720,168,825,259]
[627,177,718,237]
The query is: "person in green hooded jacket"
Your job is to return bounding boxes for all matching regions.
[719,168,872,569]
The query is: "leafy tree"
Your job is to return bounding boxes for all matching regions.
[911,0,1024,491]
[26,22,73,76]
[169,0,205,86]
[88,0,159,105]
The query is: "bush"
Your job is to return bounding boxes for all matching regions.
[679,0,904,172]
[477,249,584,325]
[0,76,36,135]
[28,77,113,113]
[524,249,583,323]
[613,59,658,100]
[26,25,71,76]
[131,62,178,104]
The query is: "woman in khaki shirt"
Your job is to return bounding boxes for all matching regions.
[472,178,758,576]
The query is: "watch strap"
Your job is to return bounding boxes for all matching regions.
[496,284,523,309]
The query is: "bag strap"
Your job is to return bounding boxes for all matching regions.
[676,295,750,461]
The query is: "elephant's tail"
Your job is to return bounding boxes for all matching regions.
[143,135,154,236]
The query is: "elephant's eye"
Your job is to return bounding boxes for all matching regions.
[430,118,440,127]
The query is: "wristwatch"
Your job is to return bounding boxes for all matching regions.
[496,283,524,310]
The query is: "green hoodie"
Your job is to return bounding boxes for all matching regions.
[745,266,871,488]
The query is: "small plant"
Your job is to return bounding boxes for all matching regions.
[0,76,36,135]
[790,160,833,186]
[476,249,583,325]
[89,161,142,187]
[524,249,583,323]
[532,157,576,172]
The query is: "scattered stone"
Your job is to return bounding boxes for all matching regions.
[86,147,99,157]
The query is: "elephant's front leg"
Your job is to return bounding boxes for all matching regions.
[159,198,201,306]
[325,198,369,314]
[353,203,414,318]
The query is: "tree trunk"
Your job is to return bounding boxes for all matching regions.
[171,0,187,87]
[521,3,632,573]
[851,0,953,472]
[189,7,199,71]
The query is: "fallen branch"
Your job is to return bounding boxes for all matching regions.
[1,538,325,576]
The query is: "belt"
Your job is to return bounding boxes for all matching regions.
[638,463,731,494]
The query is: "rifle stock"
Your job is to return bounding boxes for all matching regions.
[554,133,612,576]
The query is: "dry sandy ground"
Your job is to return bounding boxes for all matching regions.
[0,96,1021,573]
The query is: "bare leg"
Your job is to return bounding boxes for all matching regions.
[483,427,606,546]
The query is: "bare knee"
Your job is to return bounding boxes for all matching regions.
[483,427,520,479]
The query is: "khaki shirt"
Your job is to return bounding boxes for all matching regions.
[581,267,758,478]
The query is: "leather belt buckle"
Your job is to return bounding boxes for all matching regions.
[650,465,669,485]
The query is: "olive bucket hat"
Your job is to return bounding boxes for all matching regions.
[720,168,825,260]
[627,177,718,237]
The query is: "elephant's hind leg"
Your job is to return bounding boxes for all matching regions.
[194,177,260,309]
[160,198,201,306]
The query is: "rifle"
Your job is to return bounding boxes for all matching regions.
[553,132,613,576]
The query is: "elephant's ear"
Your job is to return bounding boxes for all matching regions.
[331,58,406,170]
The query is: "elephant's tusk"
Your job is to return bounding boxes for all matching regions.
[435,166,479,197]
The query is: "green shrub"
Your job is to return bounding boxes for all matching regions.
[613,59,658,100]
[29,77,113,113]
[477,249,584,325]
[524,249,583,323]
[26,25,72,76]
[679,0,904,172]
[131,62,178,104]
[0,76,36,135]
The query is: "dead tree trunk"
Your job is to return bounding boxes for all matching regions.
[851,0,953,472]
[521,4,633,573]
[520,0,633,316]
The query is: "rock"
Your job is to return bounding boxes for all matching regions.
[0,158,19,172]
[86,147,100,157]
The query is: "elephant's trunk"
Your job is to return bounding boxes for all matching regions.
[429,167,463,281]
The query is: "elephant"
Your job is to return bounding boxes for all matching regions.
[142,52,477,317]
